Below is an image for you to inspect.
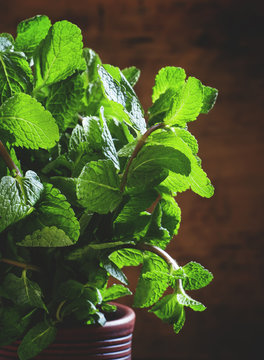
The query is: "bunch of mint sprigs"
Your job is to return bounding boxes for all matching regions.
[0,15,217,360]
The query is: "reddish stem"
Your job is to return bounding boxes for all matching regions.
[0,140,21,176]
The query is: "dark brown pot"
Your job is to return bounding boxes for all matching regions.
[0,303,136,360]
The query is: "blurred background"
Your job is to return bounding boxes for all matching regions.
[0,0,263,359]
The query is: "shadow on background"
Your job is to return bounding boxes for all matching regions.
[0,0,263,359]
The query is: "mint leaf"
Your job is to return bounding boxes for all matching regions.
[77,160,122,214]
[0,51,33,105]
[182,261,213,290]
[109,248,143,268]
[114,189,157,223]
[148,89,175,124]
[18,321,57,360]
[0,33,14,52]
[113,190,157,240]
[21,170,44,207]
[2,273,47,311]
[49,176,78,205]
[98,65,146,134]
[34,20,83,90]
[174,128,199,155]
[83,48,102,82]
[127,144,191,187]
[122,66,140,87]
[0,306,33,346]
[134,252,169,308]
[144,203,171,249]
[201,85,218,114]
[164,77,203,126]
[152,66,186,102]
[19,183,80,244]
[45,73,84,131]
[101,284,132,301]
[102,260,128,285]
[149,129,214,198]
[177,291,206,312]
[82,109,119,169]
[0,93,59,149]
[0,171,43,233]
[173,306,186,334]
[150,293,183,324]
[19,226,74,247]
[160,194,181,237]
[14,15,51,58]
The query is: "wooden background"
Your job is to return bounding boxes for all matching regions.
[0,0,263,359]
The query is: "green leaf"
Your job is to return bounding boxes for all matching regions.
[0,171,43,233]
[0,306,33,346]
[0,51,33,105]
[61,297,99,323]
[77,160,122,214]
[83,110,120,169]
[98,65,146,134]
[109,248,143,268]
[37,183,80,241]
[20,170,44,207]
[0,93,59,149]
[55,280,102,305]
[181,261,213,290]
[134,252,169,308]
[34,20,83,91]
[49,176,78,205]
[2,273,47,311]
[177,290,206,312]
[0,33,14,52]
[143,203,171,250]
[200,85,218,114]
[18,321,57,360]
[164,77,203,126]
[115,189,157,223]
[148,89,175,123]
[83,48,102,82]
[19,226,74,247]
[152,66,186,102]
[113,190,157,240]
[101,284,132,301]
[14,15,51,58]
[101,260,128,285]
[19,184,80,246]
[122,66,140,87]
[149,129,214,198]
[160,194,181,237]
[173,306,186,334]
[45,73,85,131]
[127,145,191,187]
[150,293,184,324]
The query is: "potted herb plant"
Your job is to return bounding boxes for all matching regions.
[0,15,217,360]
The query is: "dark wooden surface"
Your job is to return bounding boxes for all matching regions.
[1,1,263,359]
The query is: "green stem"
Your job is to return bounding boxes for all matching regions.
[120,123,165,192]
[0,140,21,176]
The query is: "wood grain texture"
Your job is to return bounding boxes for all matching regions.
[1,1,263,359]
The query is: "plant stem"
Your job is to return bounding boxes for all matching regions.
[0,258,40,272]
[0,140,21,176]
[120,123,165,192]
[135,243,180,270]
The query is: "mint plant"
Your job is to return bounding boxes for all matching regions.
[0,15,217,360]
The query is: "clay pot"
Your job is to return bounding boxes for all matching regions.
[0,303,136,360]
